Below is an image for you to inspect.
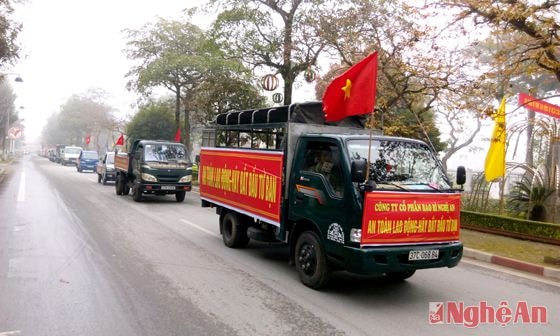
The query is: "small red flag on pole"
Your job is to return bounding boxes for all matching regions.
[85,135,91,145]
[174,127,181,142]
[115,134,124,146]
[322,52,378,122]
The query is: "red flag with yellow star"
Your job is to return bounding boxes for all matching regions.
[322,52,378,122]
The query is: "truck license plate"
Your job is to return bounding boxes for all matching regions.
[161,186,176,190]
[408,250,439,261]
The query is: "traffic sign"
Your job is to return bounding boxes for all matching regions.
[8,127,23,139]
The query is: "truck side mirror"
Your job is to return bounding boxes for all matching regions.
[456,166,466,186]
[351,159,367,183]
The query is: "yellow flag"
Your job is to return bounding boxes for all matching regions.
[484,96,507,182]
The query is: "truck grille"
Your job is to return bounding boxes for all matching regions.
[156,174,181,183]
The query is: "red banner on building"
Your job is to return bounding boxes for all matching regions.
[199,148,283,226]
[361,191,461,245]
[518,93,560,119]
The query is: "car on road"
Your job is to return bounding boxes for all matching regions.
[61,146,82,165]
[76,150,99,172]
[96,151,116,184]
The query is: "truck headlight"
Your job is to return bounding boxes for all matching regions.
[179,175,192,183]
[141,173,158,182]
[350,229,362,243]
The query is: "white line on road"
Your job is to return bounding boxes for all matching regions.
[16,172,25,202]
[0,331,21,335]
[180,218,217,237]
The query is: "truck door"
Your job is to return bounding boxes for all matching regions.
[289,139,350,244]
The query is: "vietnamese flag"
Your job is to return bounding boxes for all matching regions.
[115,134,124,146]
[174,127,181,142]
[322,52,378,122]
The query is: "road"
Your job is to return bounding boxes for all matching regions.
[0,156,558,336]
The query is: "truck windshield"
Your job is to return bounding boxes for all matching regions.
[65,147,82,154]
[347,139,452,190]
[144,144,188,164]
[105,153,114,164]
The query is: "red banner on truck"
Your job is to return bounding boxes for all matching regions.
[361,191,461,245]
[199,148,283,226]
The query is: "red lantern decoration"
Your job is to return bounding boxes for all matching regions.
[304,68,316,83]
[272,93,283,104]
[261,74,279,91]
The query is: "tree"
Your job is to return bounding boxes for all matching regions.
[314,0,457,153]
[0,78,17,156]
[208,0,326,104]
[429,0,560,83]
[192,76,267,124]
[125,18,259,152]
[126,99,176,145]
[0,0,21,67]
[42,89,115,151]
[507,163,556,221]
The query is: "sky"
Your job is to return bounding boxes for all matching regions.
[10,0,213,145]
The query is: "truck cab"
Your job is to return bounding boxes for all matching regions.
[115,139,193,202]
[61,146,83,166]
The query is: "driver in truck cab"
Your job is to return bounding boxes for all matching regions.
[305,146,344,197]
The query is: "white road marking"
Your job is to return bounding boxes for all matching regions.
[0,331,22,335]
[180,218,217,237]
[16,172,25,202]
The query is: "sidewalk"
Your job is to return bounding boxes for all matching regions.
[461,228,560,282]
[0,160,10,184]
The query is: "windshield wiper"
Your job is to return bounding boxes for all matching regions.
[375,181,410,191]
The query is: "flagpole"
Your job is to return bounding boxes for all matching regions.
[365,110,375,182]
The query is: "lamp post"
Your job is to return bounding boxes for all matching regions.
[1,73,23,161]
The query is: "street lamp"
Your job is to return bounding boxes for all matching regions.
[1,73,23,161]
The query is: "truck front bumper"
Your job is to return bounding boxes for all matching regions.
[140,183,192,194]
[334,241,463,275]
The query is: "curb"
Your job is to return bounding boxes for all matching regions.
[463,247,560,282]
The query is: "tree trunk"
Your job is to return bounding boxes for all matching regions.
[525,110,535,166]
[175,88,181,128]
[182,105,191,155]
[283,72,294,105]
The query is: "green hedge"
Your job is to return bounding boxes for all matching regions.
[461,210,560,241]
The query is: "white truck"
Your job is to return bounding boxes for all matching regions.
[61,146,83,166]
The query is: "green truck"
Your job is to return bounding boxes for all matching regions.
[199,102,466,289]
[114,139,193,202]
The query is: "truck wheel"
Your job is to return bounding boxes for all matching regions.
[97,174,101,183]
[295,231,330,289]
[132,184,142,202]
[116,176,123,195]
[175,191,186,202]
[220,212,249,248]
[385,270,416,281]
